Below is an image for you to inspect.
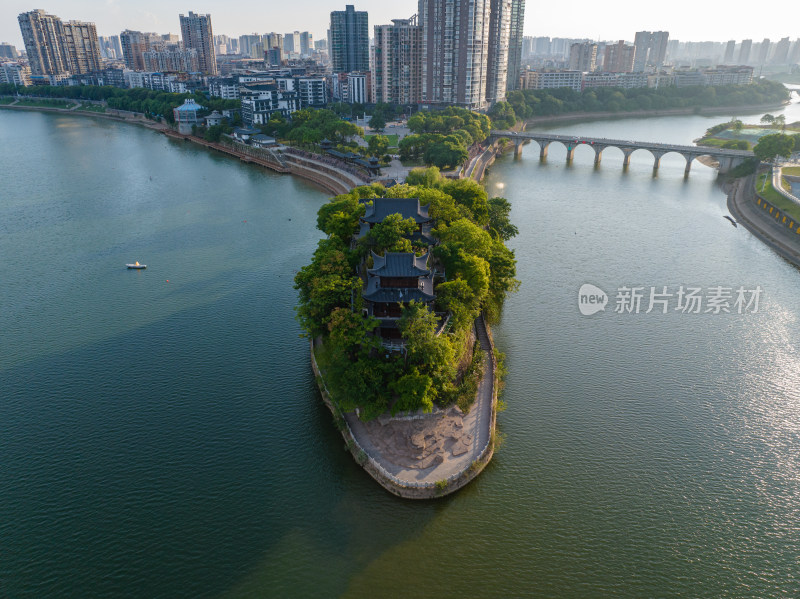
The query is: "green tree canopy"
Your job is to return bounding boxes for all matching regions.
[753,133,796,162]
[367,134,390,156]
[488,197,519,241]
[294,237,361,338]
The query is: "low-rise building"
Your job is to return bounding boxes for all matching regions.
[701,65,753,86]
[275,76,327,107]
[0,62,31,86]
[332,71,372,104]
[519,70,583,93]
[126,70,189,93]
[173,98,204,134]
[240,83,299,126]
[208,77,240,99]
[205,110,223,126]
[250,133,277,148]
[582,72,650,89]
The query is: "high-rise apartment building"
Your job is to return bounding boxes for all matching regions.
[723,40,736,64]
[120,30,162,71]
[506,0,525,91]
[330,5,369,73]
[284,32,301,54]
[757,38,771,65]
[568,42,598,72]
[299,32,314,57]
[179,11,217,75]
[0,43,19,60]
[603,41,635,73]
[18,10,102,78]
[633,30,668,71]
[486,0,512,104]
[789,39,800,66]
[239,34,260,57]
[373,17,423,105]
[62,21,102,75]
[738,39,752,64]
[18,9,70,77]
[419,0,492,109]
[772,37,790,64]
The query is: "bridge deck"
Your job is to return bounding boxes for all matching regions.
[490,130,754,158]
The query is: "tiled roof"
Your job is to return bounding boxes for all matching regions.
[361,198,430,224]
[368,251,430,277]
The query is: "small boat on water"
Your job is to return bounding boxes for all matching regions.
[126,261,147,269]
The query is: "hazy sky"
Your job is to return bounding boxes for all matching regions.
[2,0,797,49]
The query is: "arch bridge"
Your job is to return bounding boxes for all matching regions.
[488,130,754,176]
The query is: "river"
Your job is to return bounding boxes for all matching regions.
[1,92,799,598]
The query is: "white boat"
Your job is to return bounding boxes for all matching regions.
[126,261,147,269]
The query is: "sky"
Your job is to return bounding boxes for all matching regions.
[2,0,798,49]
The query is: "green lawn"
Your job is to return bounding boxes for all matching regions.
[78,102,106,113]
[696,136,752,150]
[0,97,15,105]
[756,172,800,222]
[365,133,400,148]
[782,166,800,176]
[15,98,76,109]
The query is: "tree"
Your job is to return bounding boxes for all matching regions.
[294,237,361,337]
[405,166,441,187]
[369,112,386,132]
[361,213,418,254]
[721,140,749,150]
[732,119,744,133]
[439,179,489,225]
[399,301,456,404]
[204,124,223,142]
[435,279,478,330]
[488,101,517,130]
[753,133,796,163]
[760,113,775,125]
[316,194,365,240]
[367,134,390,156]
[391,371,435,413]
[487,197,519,241]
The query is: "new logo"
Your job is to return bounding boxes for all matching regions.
[578,284,608,315]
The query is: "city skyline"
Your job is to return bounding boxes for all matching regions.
[2,0,799,50]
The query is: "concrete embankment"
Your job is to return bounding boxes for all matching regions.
[161,130,361,195]
[727,174,800,269]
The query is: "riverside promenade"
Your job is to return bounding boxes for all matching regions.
[728,174,800,269]
[312,315,499,499]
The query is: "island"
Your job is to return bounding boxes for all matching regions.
[295,167,518,498]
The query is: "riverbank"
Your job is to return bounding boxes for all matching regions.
[522,101,790,128]
[0,101,361,195]
[727,174,800,269]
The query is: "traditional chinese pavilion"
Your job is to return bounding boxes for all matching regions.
[363,251,436,343]
[358,198,435,245]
